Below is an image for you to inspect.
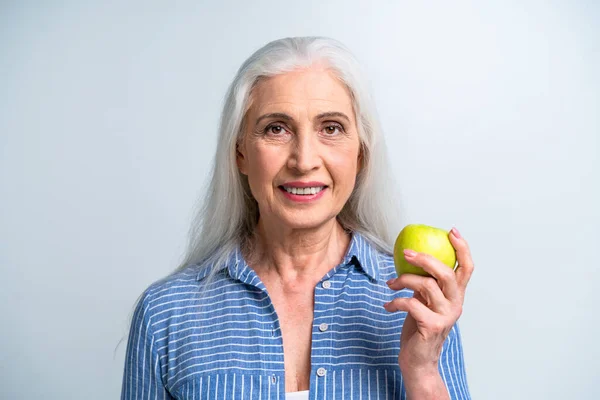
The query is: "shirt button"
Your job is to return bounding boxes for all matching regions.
[271,375,276,384]
[316,367,327,377]
[322,280,331,289]
[319,323,328,332]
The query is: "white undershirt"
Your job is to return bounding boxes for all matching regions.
[285,390,309,400]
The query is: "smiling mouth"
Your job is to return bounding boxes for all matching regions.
[279,185,327,195]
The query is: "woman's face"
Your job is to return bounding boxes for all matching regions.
[237,66,362,231]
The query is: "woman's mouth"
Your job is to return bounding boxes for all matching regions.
[280,185,326,195]
[278,184,328,202]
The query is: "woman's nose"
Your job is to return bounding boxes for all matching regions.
[287,130,321,173]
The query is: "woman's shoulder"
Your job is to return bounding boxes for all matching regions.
[143,264,203,300]
[133,258,248,328]
[132,262,219,322]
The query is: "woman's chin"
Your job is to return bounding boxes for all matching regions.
[264,212,335,232]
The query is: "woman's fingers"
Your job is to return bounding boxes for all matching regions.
[387,274,450,313]
[384,296,435,322]
[448,227,475,291]
[400,249,460,301]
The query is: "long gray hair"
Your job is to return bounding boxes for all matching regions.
[177,36,400,279]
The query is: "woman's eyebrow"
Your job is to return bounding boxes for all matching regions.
[255,111,351,125]
[315,111,351,123]
[255,113,293,125]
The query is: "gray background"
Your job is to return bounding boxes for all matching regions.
[1,1,598,399]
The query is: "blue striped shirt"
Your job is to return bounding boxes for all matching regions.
[121,232,470,399]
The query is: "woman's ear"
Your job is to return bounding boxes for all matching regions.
[236,142,248,175]
[356,145,364,175]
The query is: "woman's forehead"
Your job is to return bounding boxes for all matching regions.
[248,68,354,119]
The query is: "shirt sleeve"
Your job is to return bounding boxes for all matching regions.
[121,291,174,400]
[438,322,471,400]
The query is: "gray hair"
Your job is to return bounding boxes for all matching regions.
[177,36,400,279]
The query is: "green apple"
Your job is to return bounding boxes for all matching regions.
[393,224,457,277]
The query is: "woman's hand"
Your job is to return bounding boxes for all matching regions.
[384,227,474,399]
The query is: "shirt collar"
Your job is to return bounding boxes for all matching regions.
[196,231,380,282]
[345,231,380,282]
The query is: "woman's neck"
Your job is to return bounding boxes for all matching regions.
[248,218,351,284]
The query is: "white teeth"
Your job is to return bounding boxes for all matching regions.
[283,186,324,195]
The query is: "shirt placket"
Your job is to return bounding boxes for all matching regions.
[240,266,285,399]
[310,269,337,398]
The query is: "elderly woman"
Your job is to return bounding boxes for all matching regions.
[121,37,473,400]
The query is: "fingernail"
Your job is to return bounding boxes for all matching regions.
[386,278,397,286]
[404,249,417,257]
[451,227,462,239]
[383,302,390,307]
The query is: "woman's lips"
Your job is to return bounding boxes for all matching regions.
[278,185,327,202]
[281,181,327,188]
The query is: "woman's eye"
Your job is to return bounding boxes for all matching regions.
[265,124,286,135]
[323,124,343,135]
